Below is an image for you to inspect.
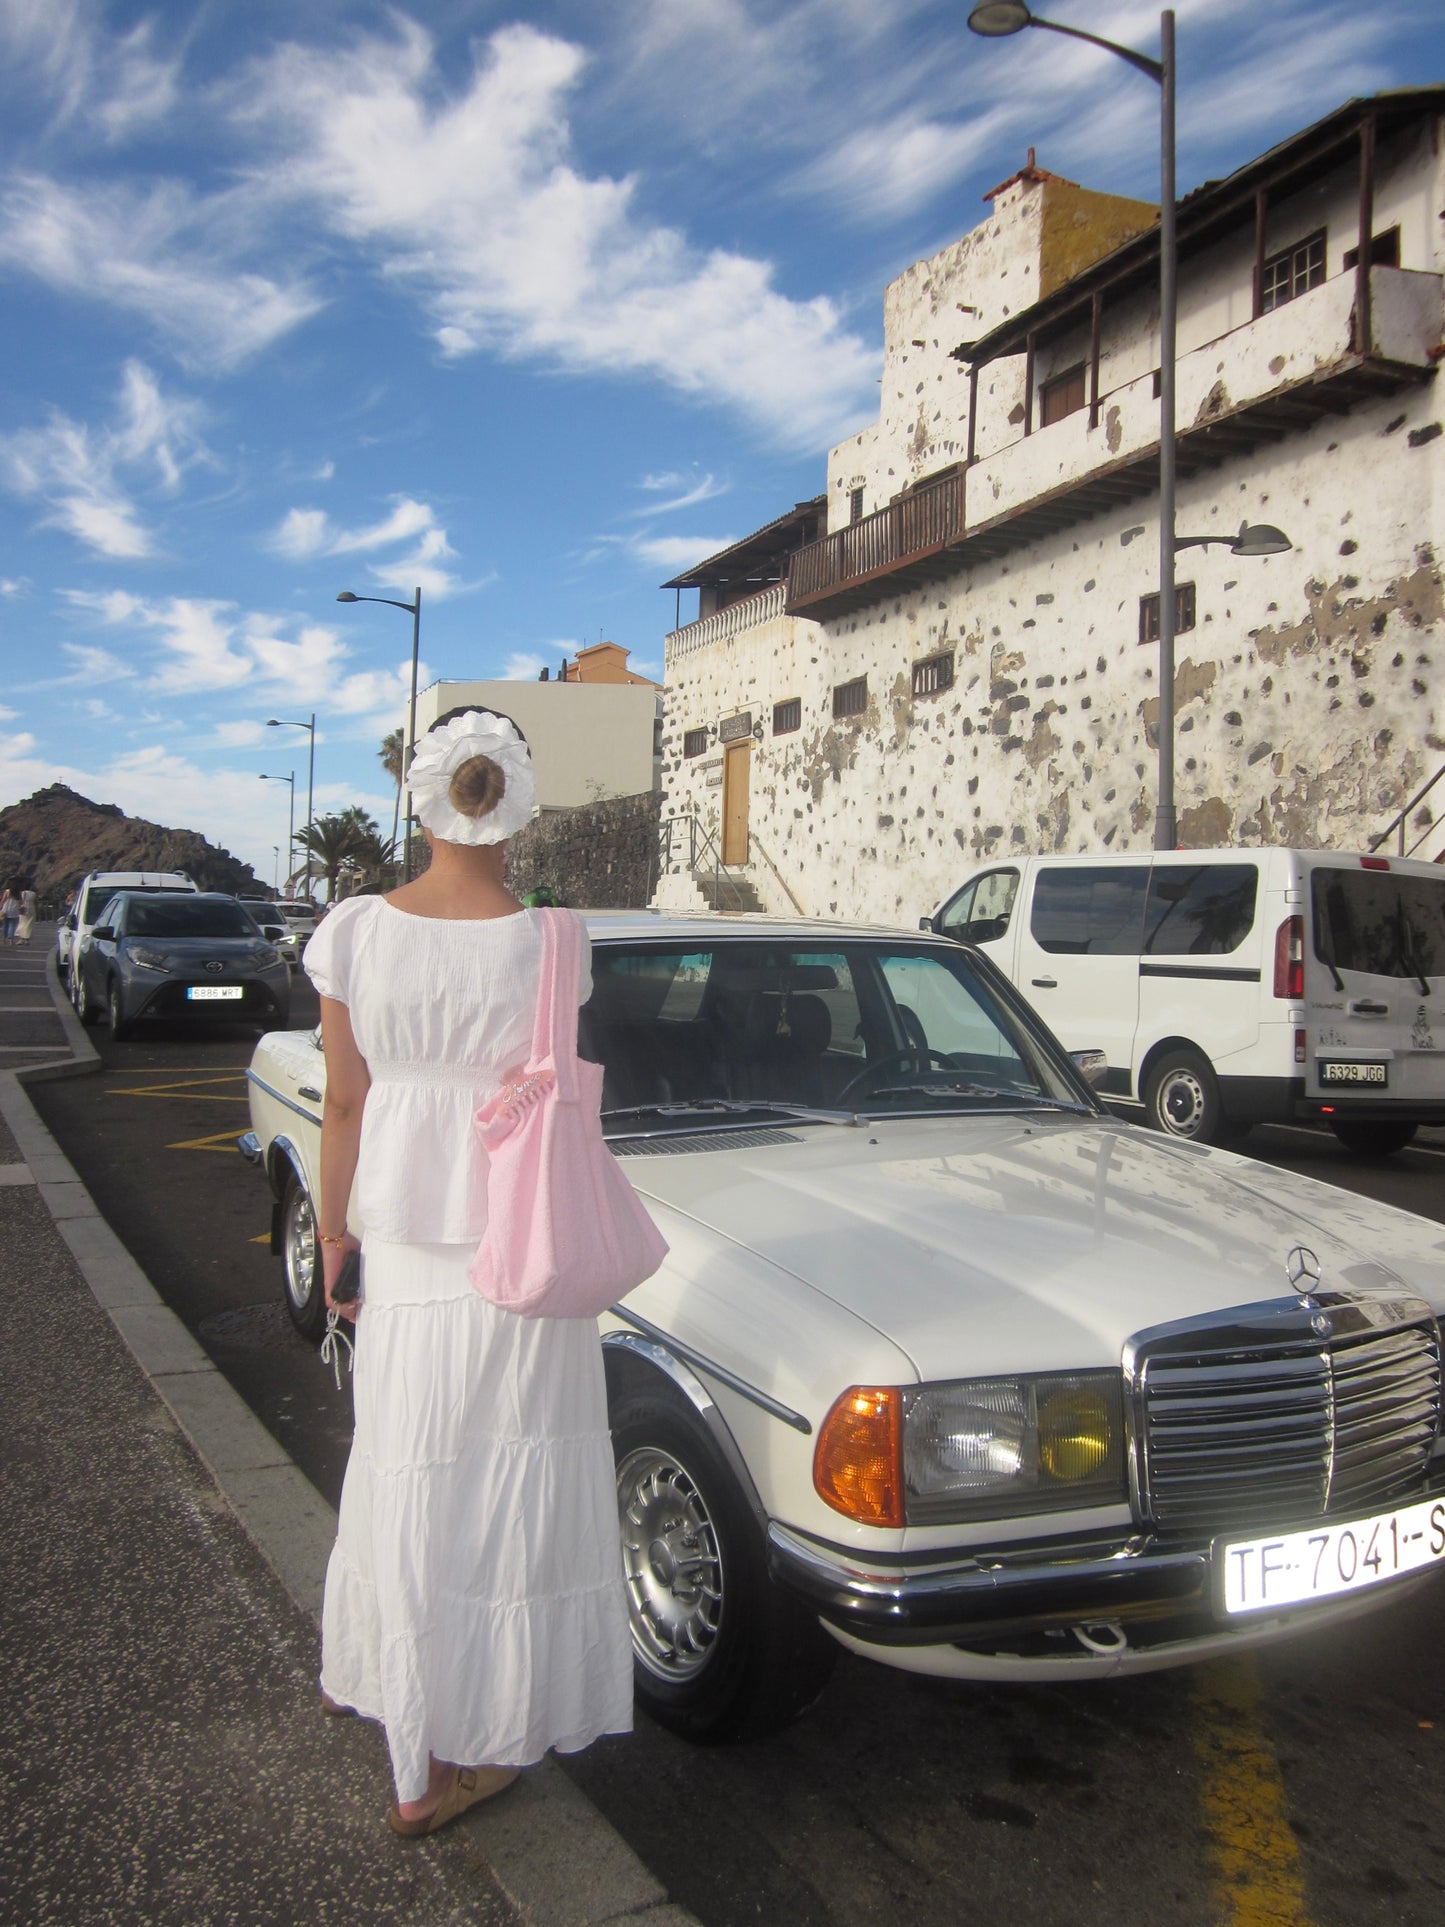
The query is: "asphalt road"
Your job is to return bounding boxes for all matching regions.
[22,952,1445,1927]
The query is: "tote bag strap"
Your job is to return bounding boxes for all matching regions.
[529,908,585,1098]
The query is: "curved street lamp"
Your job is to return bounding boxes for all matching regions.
[266,716,315,899]
[1176,521,1293,557]
[337,587,422,881]
[259,772,295,889]
[970,4,1179,847]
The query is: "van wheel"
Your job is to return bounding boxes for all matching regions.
[1144,1049,1223,1144]
[611,1390,836,1742]
[1328,1120,1418,1158]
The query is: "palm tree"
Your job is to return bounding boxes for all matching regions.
[294,814,368,903]
[380,728,405,854]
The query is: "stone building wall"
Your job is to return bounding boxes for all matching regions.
[506,791,662,909]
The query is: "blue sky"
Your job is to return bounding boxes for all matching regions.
[2,0,1442,890]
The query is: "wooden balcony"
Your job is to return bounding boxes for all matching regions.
[785,267,1440,622]
[786,470,966,617]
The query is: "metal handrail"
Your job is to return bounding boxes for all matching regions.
[747,829,808,916]
[1369,759,1445,855]
[655,812,750,909]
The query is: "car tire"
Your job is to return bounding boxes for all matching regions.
[106,980,132,1042]
[610,1388,837,1743]
[73,969,99,1027]
[280,1168,326,1341]
[55,950,67,982]
[1328,1119,1418,1158]
[1143,1048,1224,1144]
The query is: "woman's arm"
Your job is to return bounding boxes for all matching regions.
[318,993,370,1319]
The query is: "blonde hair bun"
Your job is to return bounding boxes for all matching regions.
[448,753,506,820]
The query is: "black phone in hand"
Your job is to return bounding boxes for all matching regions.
[332,1248,361,1305]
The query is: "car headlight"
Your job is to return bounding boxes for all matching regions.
[128,945,171,972]
[814,1372,1126,1527]
[252,946,283,968]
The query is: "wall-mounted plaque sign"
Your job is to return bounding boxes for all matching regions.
[718,712,753,744]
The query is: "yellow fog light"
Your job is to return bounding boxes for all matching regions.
[1038,1385,1113,1482]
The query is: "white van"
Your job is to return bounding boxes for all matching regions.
[925,849,1445,1153]
[57,870,198,984]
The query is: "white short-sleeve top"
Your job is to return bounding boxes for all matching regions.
[303,898,590,1245]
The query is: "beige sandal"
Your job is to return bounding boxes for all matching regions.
[388,1765,520,1838]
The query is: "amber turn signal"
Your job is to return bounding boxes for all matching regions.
[814,1385,904,1527]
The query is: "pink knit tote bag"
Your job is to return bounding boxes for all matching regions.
[469,909,668,1318]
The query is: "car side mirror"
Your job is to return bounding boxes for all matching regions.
[918,915,932,932]
[91,925,116,943]
[1070,1049,1109,1089]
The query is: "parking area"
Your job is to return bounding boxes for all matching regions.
[12,925,1445,1927]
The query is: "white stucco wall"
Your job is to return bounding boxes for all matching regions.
[412,679,660,809]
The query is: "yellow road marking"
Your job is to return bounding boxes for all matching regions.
[111,1071,248,1102]
[1192,1657,1316,1926]
[166,1129,246,1153]
[250,1233,271,1244]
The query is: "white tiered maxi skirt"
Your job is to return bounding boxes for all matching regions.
[319,1240,634,1803]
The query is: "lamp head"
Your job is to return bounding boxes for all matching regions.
[968,1,1033,33]
[336,591,359,603]
[1231,521,1292,557]
[265,718,280,727]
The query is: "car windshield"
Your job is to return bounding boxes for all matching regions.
[584,938,1084,1132]
[124,897,261,939]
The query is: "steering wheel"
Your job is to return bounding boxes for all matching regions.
[838,1046,956,1103]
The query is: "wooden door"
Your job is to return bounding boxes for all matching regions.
[722,741,750,867]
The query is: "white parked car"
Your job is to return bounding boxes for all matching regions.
[57,868,197,984]
[243,912,1445,1741]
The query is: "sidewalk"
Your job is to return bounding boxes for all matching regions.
[0,932,696,1927]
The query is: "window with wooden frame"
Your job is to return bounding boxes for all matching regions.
[772,697,802,736]
[832,675,868,720]
[912,651,955,697]
[1139,583,1197,644]
[849,486,865,524]
[682,726,709,758]
[1343,225,1400,270]
[1261,228,1326,312]
[1039,363,1087,427]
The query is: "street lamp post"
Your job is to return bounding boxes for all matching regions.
[968,3,1177,847]
[267,715,316,898]
[259,772,295,888]
[337,587,422,881]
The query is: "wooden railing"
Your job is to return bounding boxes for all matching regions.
[787,469,966,610]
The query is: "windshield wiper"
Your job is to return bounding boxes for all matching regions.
[862,1082,1089,1112]
[602,1098,862,1126]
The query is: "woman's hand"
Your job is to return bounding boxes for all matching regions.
[322,1231,362,1323]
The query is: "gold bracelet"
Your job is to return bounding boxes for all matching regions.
[318,1232,348,1247]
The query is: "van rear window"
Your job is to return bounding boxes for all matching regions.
[1311,868,1445,981]
[1143,865,1257,955]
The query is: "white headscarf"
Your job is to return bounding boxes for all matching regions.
[407,710,536,845]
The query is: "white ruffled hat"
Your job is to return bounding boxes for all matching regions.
[407,710,536,845]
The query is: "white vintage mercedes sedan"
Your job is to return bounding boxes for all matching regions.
[242,912,1445,1742]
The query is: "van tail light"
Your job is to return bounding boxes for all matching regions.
[1294,1027,1307,1065]
[814,1386,903,1526]
[1360,855,1391,871]
[1274,915,1304,999]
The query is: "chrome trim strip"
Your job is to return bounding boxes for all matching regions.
[246,1068,323,1128]
[601,1330,771,1531]
[607,1308,813,1435]
[237,1130,262,1165]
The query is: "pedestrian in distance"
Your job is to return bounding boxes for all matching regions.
[15,885,36,946]
[303,706,632,1838]
[0,884,17,946]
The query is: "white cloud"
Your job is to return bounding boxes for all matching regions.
[500,650,550,680]
[59,642,134,684]
[0,361,210,560]
[234,19,878,450]
[630,532,737,573]
[266,496,465,595]
[0,704,17,721]
[366,526,468,602]
[0,173,322,372]
[629,471,728,515]
[0,1,180,138]
[0,576,26,596]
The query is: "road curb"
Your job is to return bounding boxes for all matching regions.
[2,978,698,1927]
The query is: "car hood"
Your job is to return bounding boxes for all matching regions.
[622,1113,1445,1381]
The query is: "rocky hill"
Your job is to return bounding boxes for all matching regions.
[0,785,261,909]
